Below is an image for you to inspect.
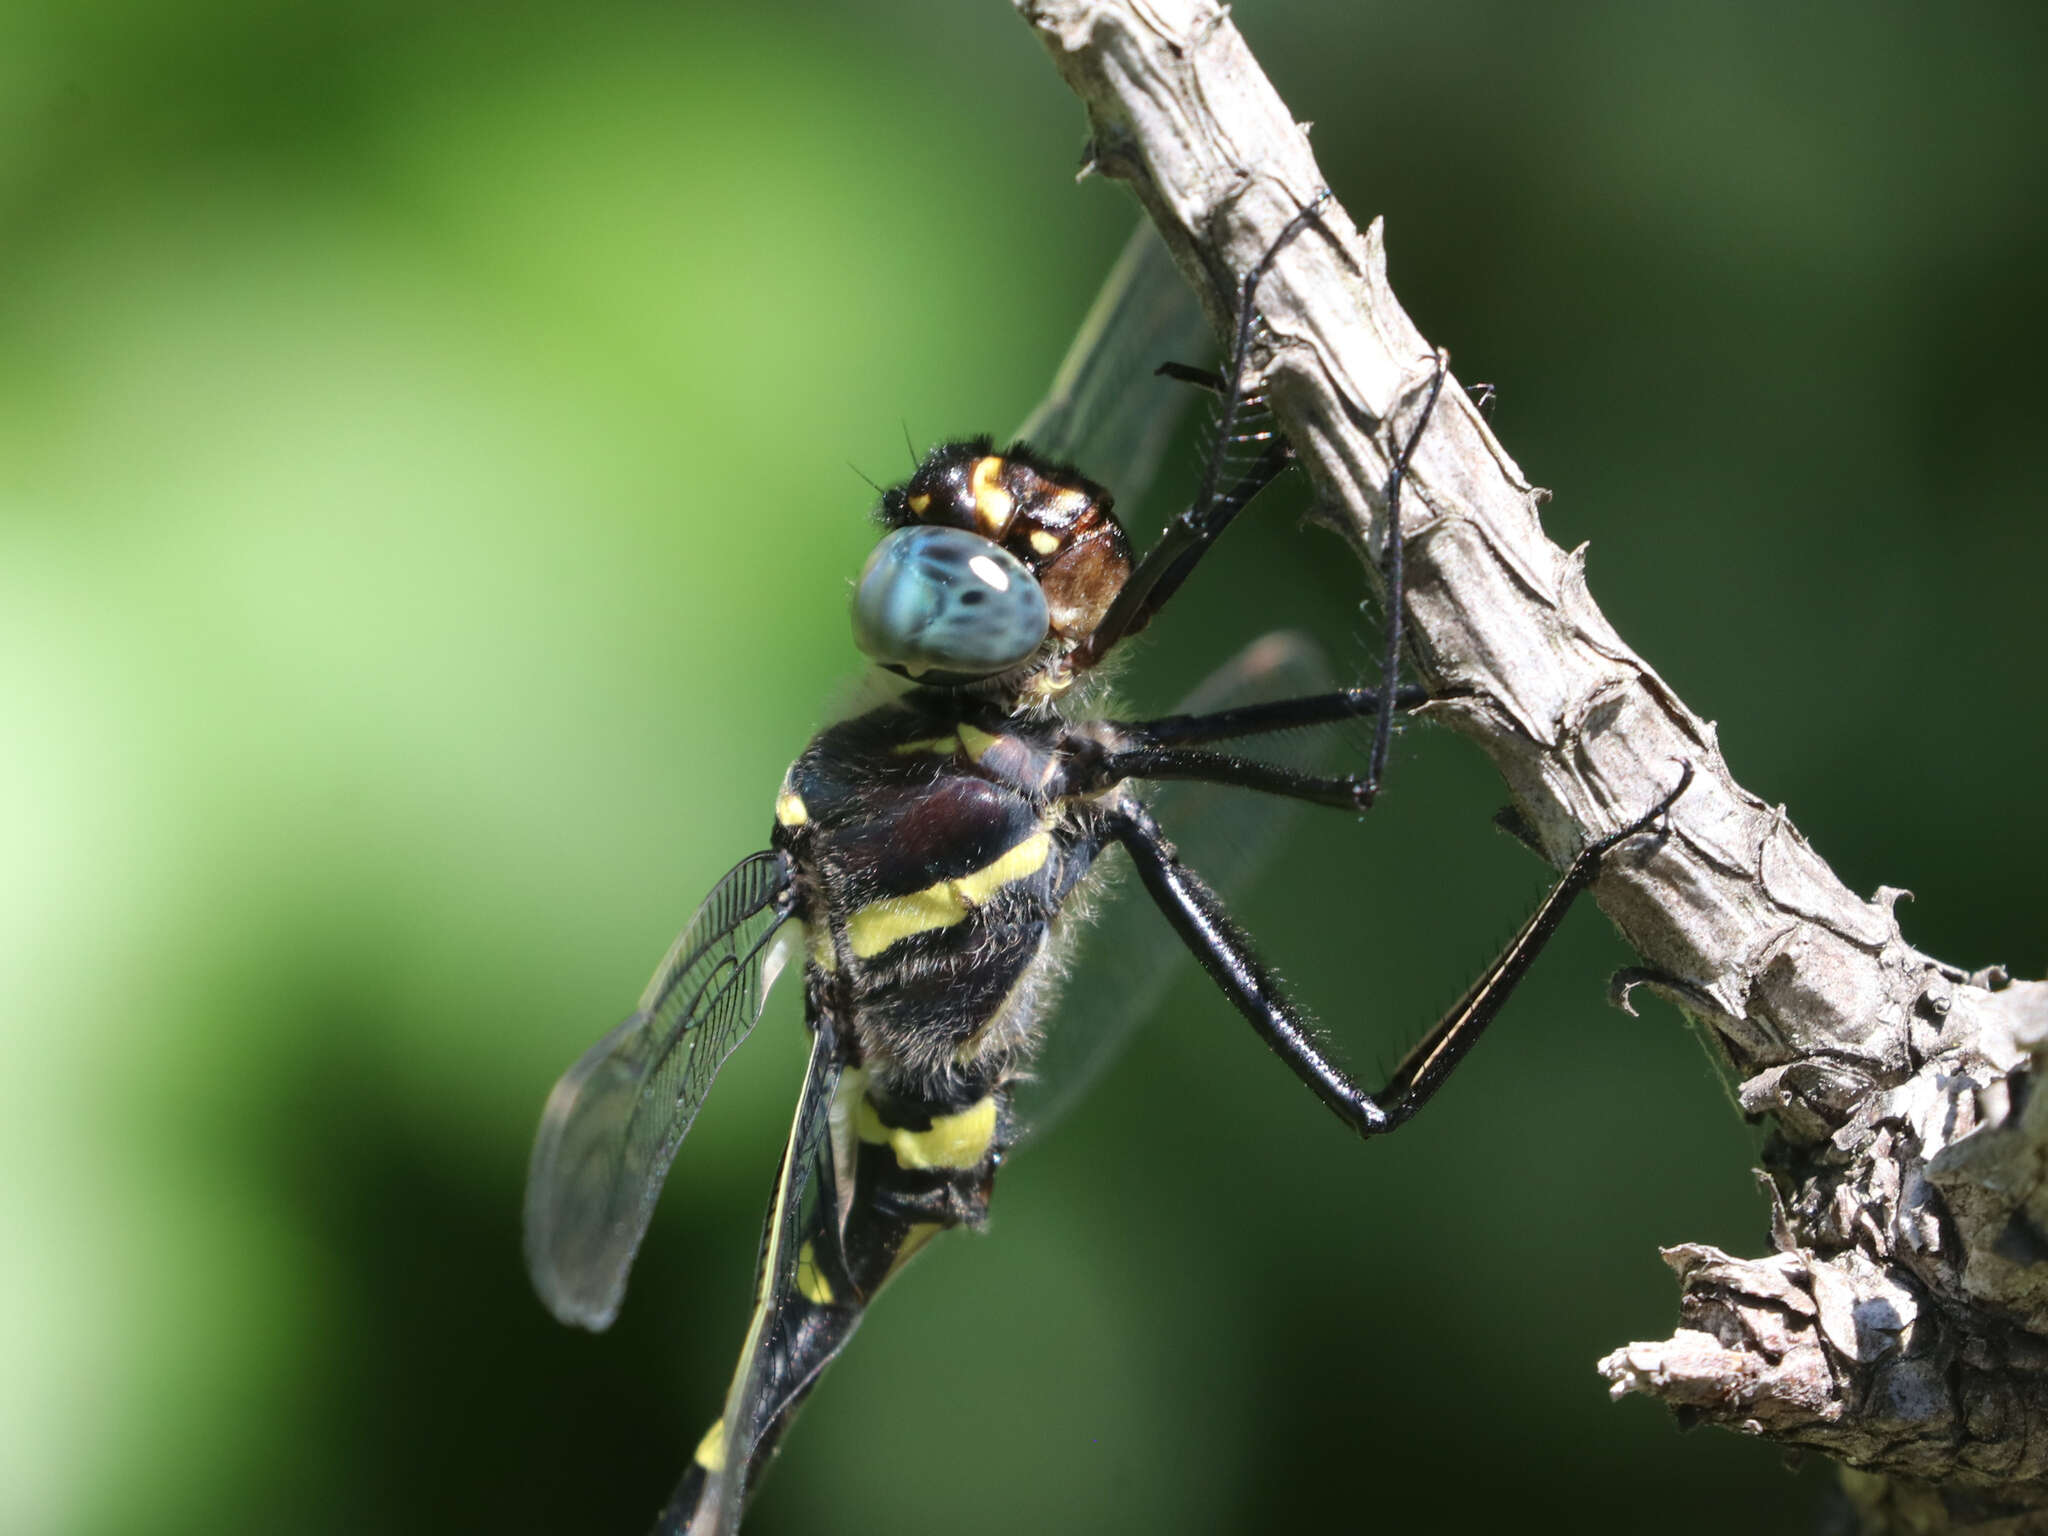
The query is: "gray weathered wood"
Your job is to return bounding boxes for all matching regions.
[1015,1,2048,1527]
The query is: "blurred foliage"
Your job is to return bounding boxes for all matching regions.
[3,2,2044,1533]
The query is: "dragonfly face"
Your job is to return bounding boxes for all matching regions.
[857,439,1131,697]
[523,211,1691,1536]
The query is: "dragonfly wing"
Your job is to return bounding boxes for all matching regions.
[1014,220,1212,531]
[524,849,798,1331]
[1016,631,1346,1139]
[664,1020,844,1536]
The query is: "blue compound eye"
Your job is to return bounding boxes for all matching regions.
[851,526,1050,679]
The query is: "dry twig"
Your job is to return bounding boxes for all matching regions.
[1015,1,2048,1528]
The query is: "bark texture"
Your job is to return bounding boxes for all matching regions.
[1014,1,2048,1527]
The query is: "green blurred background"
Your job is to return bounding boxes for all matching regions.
[5,2,2043,1533]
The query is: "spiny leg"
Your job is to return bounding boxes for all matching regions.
[1357,764,1692,1126]
[1153,360,1226,395]
[1118,441,1291,639]
[1103,683,1432,750]
[1133,356,1450,806]
[1083,193,1335,664]
[1093,210,1458,817]
[1094,749,1381,811]
[1109,799,1381,1131]
[1361,350,1450,809]
[1111,765,1693,1138]
[1064,685,1431,811]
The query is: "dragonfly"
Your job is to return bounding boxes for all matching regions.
[523,202,1691,1534]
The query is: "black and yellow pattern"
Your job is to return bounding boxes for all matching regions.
[653,694,1106,1534]
[527,212,1682,1536]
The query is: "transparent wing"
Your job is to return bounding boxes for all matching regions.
[690,1024,842,1536]
[525,849,797,1331]
[1016,631,1348,1139]
[1013,221,1213,529]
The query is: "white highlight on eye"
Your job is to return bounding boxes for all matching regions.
[967,554,1011,591]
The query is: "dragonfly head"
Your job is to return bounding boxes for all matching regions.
[853,440,1132,695]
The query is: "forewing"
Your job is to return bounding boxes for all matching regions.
[692,1023,842,1536]
[1017,632,1346,1138]
[524,849,797,1331]
[1013,221,1212,528]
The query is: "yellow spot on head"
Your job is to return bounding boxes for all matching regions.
[796,1241,834,1306]
[843,831,1053,958]
[969,455,1014,533]
[774,790,809,827]
[907,492,932,515]
[1028,529,1061,556]
[856,1094,999,1170]
[694,1419,727,1474]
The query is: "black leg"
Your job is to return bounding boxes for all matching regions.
[1362,765,1692,1126]
[1103,684,1431,750]
[1361,351,1449,809]
[1081,195,1334,665]
[1110,766,1693,1138]
[1154,360,1226,395]
[1094,748,1378,811]
[1110,800,1393,1133]
[1064,685,1433,807]
[1118,442,1291,639]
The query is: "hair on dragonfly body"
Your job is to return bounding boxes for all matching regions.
[523,204,1691,1535]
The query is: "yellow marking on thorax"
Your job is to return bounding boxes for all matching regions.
[844,830,1052,959]
[954,831,1050,905]
[775,790,809,827]
[889,733,960,757]
[969,455,1013,532]
[808,920,838,974]
[854,1092,998,1170]
[795,1241,834,1305]
[694,1418,727,1473]
[1028,529,1060,556]
[955,723,1002,761]
[846,884,968,960]
[907,491,932,515]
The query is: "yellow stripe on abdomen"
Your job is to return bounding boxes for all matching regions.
[844,830,1052,959]
[693,1418,726,1473]
[854,1093,998,1171]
